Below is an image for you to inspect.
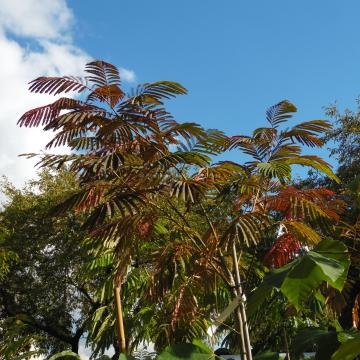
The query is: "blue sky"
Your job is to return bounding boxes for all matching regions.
[1,0,360,187]
[69,0,360,141]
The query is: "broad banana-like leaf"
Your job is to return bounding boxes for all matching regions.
[332,331,360,360]
[191,339,213,354]
[247,238,349,315]
[157,342,217,360]
[48,351,81,360]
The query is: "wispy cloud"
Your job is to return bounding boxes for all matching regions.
[120,67,136,82]
[0,0,135,189]
[0,0,73,40]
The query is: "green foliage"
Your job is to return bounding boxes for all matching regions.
[0,170,106,358]
[248,238,350,314]
[0,246,18,280]
[325,101,360,184]
[229,100,336,184]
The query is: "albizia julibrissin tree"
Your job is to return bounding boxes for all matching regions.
[17,60,228,355]
[17,60,348,359]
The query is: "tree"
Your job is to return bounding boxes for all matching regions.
[17,60,222,354]
[325,100,360,185]
[83,100,343,358]
[205,101,340,357]
[18,61,343,359]
[0,170,104,359]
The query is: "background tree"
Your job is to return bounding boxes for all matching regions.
[0,170,105,359]
[317,100,360,346]
[325,100,360,186]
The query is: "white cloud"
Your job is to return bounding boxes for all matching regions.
[0,1,88,188]
[0,0,73,40]
[120,67,136,82]
[0,0,135,189]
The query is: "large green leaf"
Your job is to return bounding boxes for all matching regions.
[332,332,360,360]
[308,237,349,290]
[157,343,216,360]
[48,351,81,360]
[247,238,349,315]
[191,339,213,354]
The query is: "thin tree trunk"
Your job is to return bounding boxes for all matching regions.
[232,241,253,360]
[218,251,247,359]
[199,203,251,359]
[114,286,126,353]
[236,306,247,360]
[283,327,291,360]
